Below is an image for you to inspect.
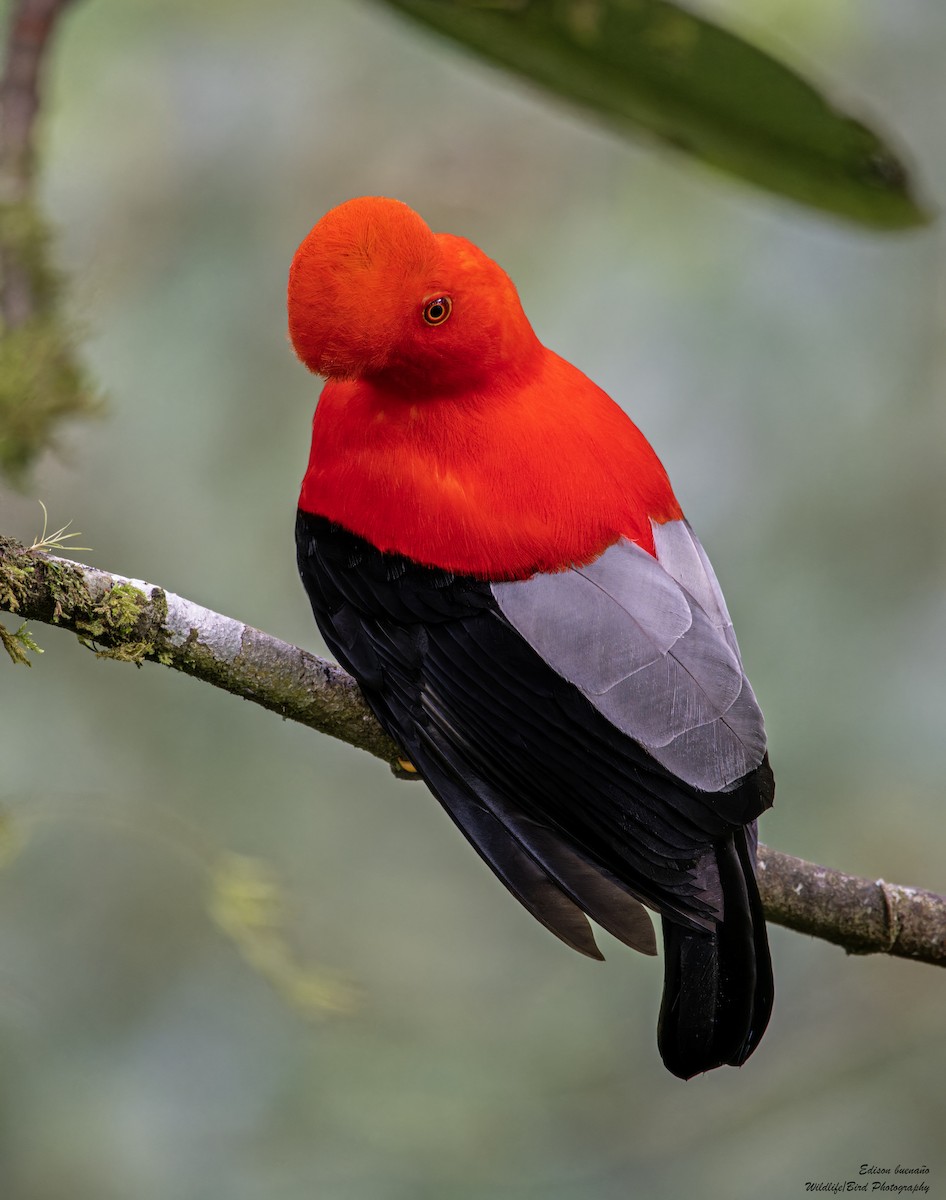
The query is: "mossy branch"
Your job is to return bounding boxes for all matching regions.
[0,0,99,481]
[2,535,944,968]
[0,535,400,765]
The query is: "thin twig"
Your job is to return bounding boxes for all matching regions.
[0,0,78,193]
[2,535,945,966]
[0,0,77,326]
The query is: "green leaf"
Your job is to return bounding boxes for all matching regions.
[379,0,928,229]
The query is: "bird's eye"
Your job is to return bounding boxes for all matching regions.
[422,296,452,326]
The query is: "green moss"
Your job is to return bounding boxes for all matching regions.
[42,558,93,622]
[0,319,102,480]
[76,581,154,662]
[0,619,42,666]
[0,203,57,309]
[151,590,173,664]
[91,640,154,664]
[0,559,33,612]
[1,535,169,666]
[99,582,148,635]
[0,202,103,483]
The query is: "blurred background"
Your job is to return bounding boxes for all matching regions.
[1,0,945,1196]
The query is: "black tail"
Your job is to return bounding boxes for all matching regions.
[657,828,773,1079]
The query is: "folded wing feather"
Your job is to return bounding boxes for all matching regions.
[491,519,767,793]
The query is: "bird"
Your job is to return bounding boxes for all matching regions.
[287,196,774,1078]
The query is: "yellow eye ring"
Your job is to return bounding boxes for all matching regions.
[422,296,452,326]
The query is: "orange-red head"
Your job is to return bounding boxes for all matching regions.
[287,196,540,391]
[292,197,683,574]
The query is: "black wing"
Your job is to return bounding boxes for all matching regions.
[296,511,774,1077]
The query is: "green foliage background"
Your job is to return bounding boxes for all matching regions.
[1,1,945,1196]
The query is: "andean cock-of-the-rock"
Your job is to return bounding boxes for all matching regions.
[288,196,774,1079]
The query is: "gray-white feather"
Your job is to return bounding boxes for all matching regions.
[491,520,767,793]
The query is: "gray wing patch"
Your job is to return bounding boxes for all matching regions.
[489,550,692,695]
[491,524,766,793]
[651,518,739,656]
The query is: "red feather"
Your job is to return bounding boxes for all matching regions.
[289,197,682,579]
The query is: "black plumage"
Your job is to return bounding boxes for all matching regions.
[296,510,774,1078]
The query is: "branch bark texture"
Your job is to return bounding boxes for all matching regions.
[0,535,400,764]
[2,536,944,968]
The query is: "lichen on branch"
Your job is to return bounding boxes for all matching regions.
[0,535,401,765]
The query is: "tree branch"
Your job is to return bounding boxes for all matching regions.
[756,846,945,965]
[2,535,945,967]
[0,534,401,765]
